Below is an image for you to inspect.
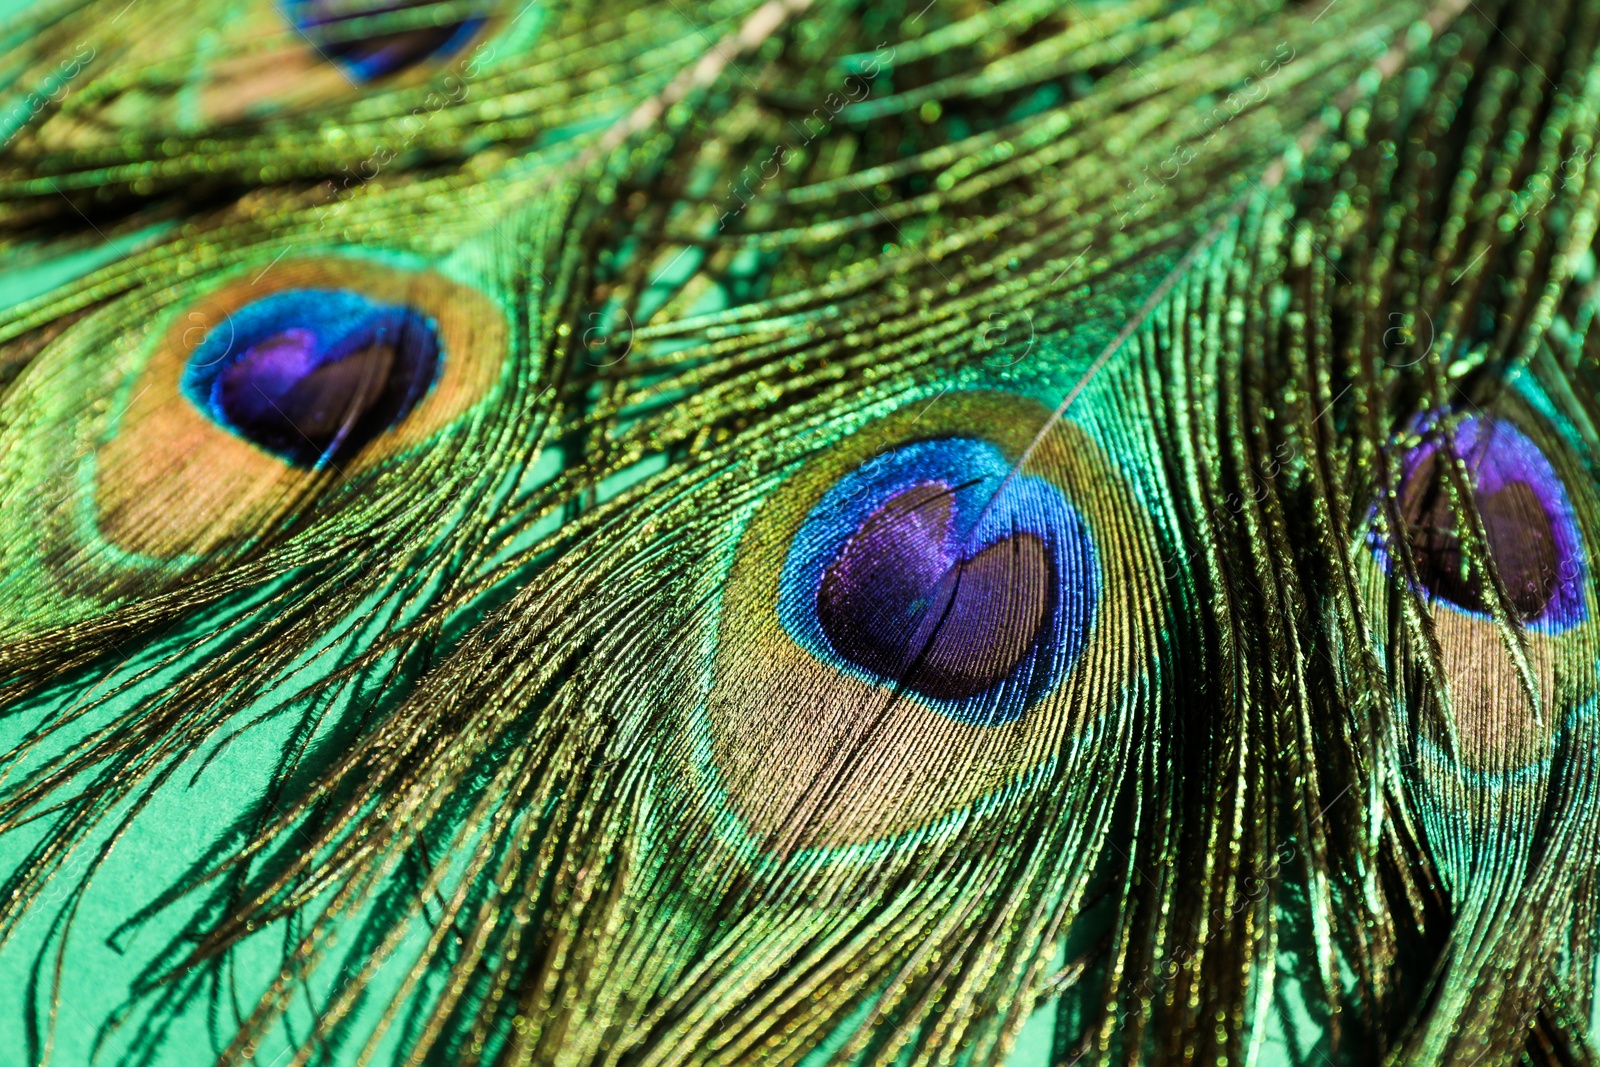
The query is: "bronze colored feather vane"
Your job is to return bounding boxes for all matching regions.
[0,0,1599,1065]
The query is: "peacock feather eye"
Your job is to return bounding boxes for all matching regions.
[1368,409,1597,784]
[181,289,442,468]
[85,254,507,560]
[282,0,487,81]
[22,0,1600,1059]
[1380,414,1586,632]
[696,390,1163,849]
[779,438,1094,723]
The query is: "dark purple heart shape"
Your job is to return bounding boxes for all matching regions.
[1398,440,1565,620]
[815,483,1055,700]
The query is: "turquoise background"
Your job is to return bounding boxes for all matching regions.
[0,244,1322,1067]
[0,1,1345,1059]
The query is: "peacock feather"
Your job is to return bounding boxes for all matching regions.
[1,0,1599,1065]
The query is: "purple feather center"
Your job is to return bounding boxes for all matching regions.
[1391,415,1585,628]
[816,482,1055,700]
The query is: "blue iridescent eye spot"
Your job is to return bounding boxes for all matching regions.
[1372,415,1587,632]
[181,288,441,468]
[778,438,1098,726]
[283,0,485,81]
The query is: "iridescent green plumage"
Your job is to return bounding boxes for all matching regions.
[1,1,1599,1065]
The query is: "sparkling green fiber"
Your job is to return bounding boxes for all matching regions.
[1,1,1600,1065]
